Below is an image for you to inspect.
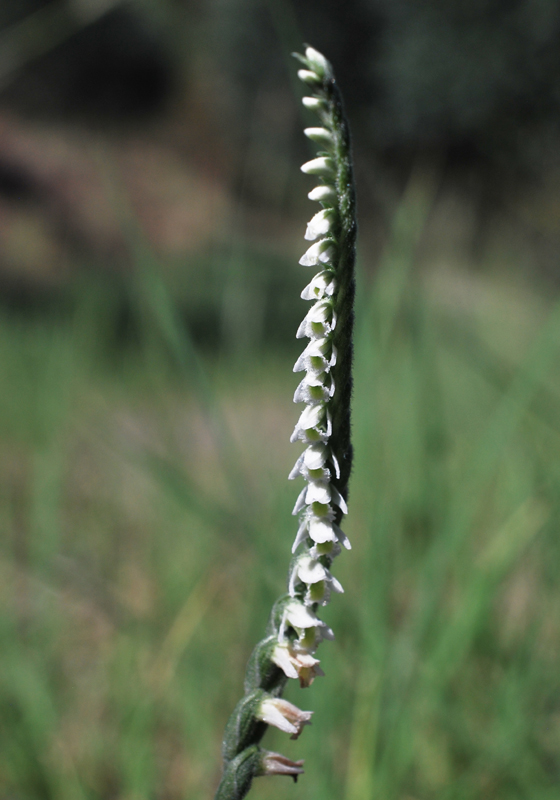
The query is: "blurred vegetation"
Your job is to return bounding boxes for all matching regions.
[1,172,560,799]
[1,2,560,799]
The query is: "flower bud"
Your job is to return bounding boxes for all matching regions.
[256,696,313,739]
[297,68,321,84]
[302,95,327,112]
[304,208,337,241]
[304,127,334,149]
[308,184,337,204]
[301,156,335,178]
[258,749,305,779]
[304,46,331,79]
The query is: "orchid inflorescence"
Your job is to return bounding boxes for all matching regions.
[215,46,356,800]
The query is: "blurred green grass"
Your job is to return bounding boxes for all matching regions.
[1,175,560,800]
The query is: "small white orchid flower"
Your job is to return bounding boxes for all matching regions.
[288,553,344,606]
[290,403,332,444]
[297,68,320,84]
[271,640,324,687]
[257,697,313,739]
[289,442,332,480]
[296,299,336,339]
[293,337,337,374]
[297,622,335,653]
[300,156,335,178]
[304,127,334,149]
[300,270,336,300]
[305,46,331,79]
[259,750,305,778]
[302,95,326,112]
[305,480,332,505]
[304,209,336,241]
[279,599,320,639]
[299,238,336,267]
[293,370,335,407]
[308,184,337,203]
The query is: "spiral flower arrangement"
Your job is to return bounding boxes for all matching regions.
[214,46,356,800]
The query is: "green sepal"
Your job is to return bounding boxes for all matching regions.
[222,689,268,764]
[214,744,262,800]
[265,594,291,638]
[244,636,287,696]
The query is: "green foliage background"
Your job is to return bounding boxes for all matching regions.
[1,170,560,799]
[1,2,560,799]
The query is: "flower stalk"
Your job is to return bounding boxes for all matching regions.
[214,45,356,800]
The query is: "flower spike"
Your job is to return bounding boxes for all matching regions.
[215,45,356,800]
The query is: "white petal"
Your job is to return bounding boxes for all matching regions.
[331,486,348,515]
[306,481,331,505]
[259,700,298,735]
[298,557,327,584]
[305,209,335,241]
[304,127,334,149]
[292,518,309,552]
[300,156,335,177]
[286,600,319,629]
[302,96,325,112]
[303,443,329,470]
[296,300,335,339]
[308,185,337,204]
[297,69,320,84]
[293,337,335,374]
[308,516,337,544]
[334,522,351,550]
[293,374,330,405]
[301,271,336,300]
[329,574,344,593]
[288,453,304,480]
[299,239,335,267]
[271,645,299,679]
[331,451,341,479]
[305,47,331,78]
[292,486,308,515]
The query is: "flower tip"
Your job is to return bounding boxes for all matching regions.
[308,184,337,204]
[260,750,305,780]
[301,156,335,177]
[304,46,331,78]
[302,96,326,112]
[298,68,321,85]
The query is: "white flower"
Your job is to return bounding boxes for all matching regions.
[292,508,350,552]
[297,68,320,84]
[305,209,336,241]
[288,554,344,606]
[308,184,337,204]
[309,539,341,559]
[290,403,332,444]
[293,370,335,406]
[293,337,337,374]
[292,510,351,551]
[302,95,326,112]
[300,156,335,177]
[289,442,333,480]
[280,598,319,634]
[304,46,331,79]
[299,238,336,267]
[302,480,330,505]
[304,127,334,149]
[259,750,305,778]
[296,300,336,339]
[271,640,324,687]
[297,623,335,653]
[300,270,336,300]
[257,696,313,739]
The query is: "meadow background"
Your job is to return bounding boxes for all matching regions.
[1,2,560,799]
